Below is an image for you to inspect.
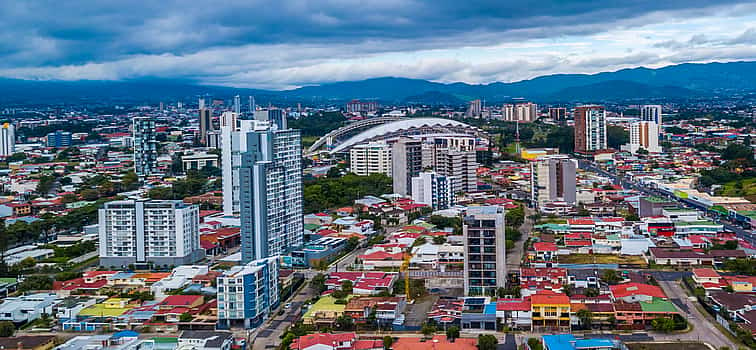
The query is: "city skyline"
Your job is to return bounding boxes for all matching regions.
[0,1,755,89]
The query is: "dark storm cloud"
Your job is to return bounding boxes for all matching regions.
[0,0,750,68]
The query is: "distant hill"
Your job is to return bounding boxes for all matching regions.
[1,60,755,104]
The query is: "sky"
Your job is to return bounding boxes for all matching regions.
[1,1,756,90]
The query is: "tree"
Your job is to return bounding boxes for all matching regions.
[577,309,593,329]
[61,193,79,204]
[345,236,360,251]
[80,189,100,201]
[341,280,353,294]
[527,338,544,350]
[383,336,393,350]
[179,313,193,322]
[601,269,621,285]
[505,205,525,227]
[421,322,436,337]
[36,176,56,195]
[122,171,140,190]
[477,334,498,350]
[606,125,629,149]
[18,275,53,292]
[651,317,675,333]
[0,321,14,337]
[432,236,447,245]
[446,326,460,342]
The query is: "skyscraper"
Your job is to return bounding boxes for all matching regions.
[254,109,287,130]
[463,206,506,296]
[411,171,454,210]
[238,122,303,263]
[627,121,661,154]
[98,199,203,267]
[466,99,482,118]
[574,105,607,154]
[391,138,422,196]
[640,105,663,125]
[233,95,241,114]
[199,98,214,145]
[531,155,577,208]
[0,123,15,156]
[221,111,303,262]
[548,107,567,123]
[133,117,158,176]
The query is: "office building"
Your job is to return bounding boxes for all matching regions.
[254,109,287,130]
[349,142,392,176]
[531,155,577,207]
[411,172,454,210]
[98,199,204,267]
[346,100,378,114]
[181,152,220,172]
[391,138,422,196]
[221,112,250,216]
[216,256,279,329]
[206,131,221,149]
[466,99,482,118]
[626,121,661,154]
[435,148,477,194]
[46,130,72,148]
[574,105,607,154]
[640,105,663,125]
[133,117,159,176]
[548,107,567,123]
[463,206,506,296]
[198,98,214,145]
[0,123,14,156]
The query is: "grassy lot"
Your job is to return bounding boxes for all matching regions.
[302,136,320,148]
[627,342,709,350]
[558,254,647,266]
[718,177,756,198]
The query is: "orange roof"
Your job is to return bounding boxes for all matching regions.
[131,272,170,283]
[393,335,477,350]
[531,292,570,305]
[693,268,721,279]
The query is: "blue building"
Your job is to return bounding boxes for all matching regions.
[541,334,626,350]
[286,236,347,268]
[216,256,279,329]
[46,130,73,148]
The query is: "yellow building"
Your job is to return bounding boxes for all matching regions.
[531,293,570,331]
[520,148,559,161]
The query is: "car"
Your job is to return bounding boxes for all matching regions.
[284,302,292,309]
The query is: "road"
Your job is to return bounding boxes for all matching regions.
[251,282,315,350]
[507,206,533,271]
[655,279,737,349]
[579,160,756,245]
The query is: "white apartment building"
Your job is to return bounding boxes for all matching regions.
[640,105,663,125]
[0,123,15,156]
[626,121,661,154]
[98,199,203,267]
[411,171,454,210]
[349,142,392,176]
[502,103,538,122]
[435,148,477,194]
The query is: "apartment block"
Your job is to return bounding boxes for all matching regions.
[463,206,506,296]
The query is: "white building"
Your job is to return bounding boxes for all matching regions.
[391,138,422,196]
[531,155,577,208]
[98,199,204,267]
[0,123,15,156]
[463,206,506,296]
[411,171,454,210]
[0,292,57,324]
[349,142,392,176]
[640,105,663,125]
[216,256,279,329]
[435,148,477,194]
[625,121,661,154]
[181,152,220,172]
[502,103,538,122]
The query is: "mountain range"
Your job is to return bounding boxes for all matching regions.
[1,61,756,105]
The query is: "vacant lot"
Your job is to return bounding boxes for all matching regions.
[627,342,708,350]
[559,254,647,266]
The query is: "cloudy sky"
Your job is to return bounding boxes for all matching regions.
[1,1,755,89]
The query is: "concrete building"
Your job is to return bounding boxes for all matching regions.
[254,109,287,130]
[435,148,477,194]
[548,107,567,123]
[574,105,607,154]
[626,121,661,154]
[640,104,663,125]
[236,120,303,263]
[216,256,279,329]
[463,206,506,296]
[502,103,538,122]
[198,98,214,146]
[349,142,392,176]
[181,152,220,172]
[98,200,204,267]
[46,130,72,148]
[133,117,159,176]
[346,100,378,114]
[0,293,57,324]
[0,122,14,156]
[531,155,577,208]
[466,99,482,118]
[411,171,454,210]
[391,138,422,196]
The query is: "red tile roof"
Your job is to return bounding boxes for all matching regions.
[610,283,666,299]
